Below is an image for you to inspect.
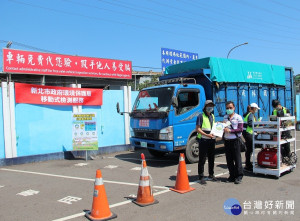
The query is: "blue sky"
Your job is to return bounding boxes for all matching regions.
[1,0,300,75]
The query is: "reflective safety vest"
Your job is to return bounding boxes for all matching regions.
[197,113,215,139]
[243,112,256,134]
[273,107,287,116]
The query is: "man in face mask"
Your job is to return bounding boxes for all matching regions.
[223,101,244,184]
[272,100,290,117]
[196,100,217,185]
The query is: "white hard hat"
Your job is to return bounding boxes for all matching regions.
[250,103,260,109]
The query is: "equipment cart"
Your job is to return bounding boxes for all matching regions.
[252,116,297,178]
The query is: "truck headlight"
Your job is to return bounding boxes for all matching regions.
[159,126,173,140]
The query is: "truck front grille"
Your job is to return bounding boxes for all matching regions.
[133,129,160,140]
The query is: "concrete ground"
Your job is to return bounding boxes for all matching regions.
[0,134,299,221]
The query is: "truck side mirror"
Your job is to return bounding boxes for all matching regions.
[116,102,120,114]
[171,96,178,108]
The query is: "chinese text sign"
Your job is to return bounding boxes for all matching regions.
[161,48,198,73]
[15,83,103,106]
[3,48,132,79]
[72,113,98,150]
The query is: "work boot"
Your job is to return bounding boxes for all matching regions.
[207,175,219,182]
[234,177,243,184]
[226,176,235,183]
[199,177,207,185]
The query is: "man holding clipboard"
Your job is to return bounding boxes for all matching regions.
[196,100,218,185]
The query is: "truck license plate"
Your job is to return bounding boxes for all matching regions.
[139,119,149,127]
[141,142,147,147]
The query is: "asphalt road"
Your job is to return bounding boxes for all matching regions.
[0,134,299,221]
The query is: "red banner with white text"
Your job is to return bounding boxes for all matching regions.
[3,48,132,79]
[15,83,103,106]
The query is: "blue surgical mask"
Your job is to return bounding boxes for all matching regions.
[226,109,234,115]
[206,107,214,113]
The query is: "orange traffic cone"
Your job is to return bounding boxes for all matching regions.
[133,153,159,207]
[170,153,195,194]
[85,170,117,221]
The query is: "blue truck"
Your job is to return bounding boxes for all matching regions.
[129,57,294,163]
[296,94,300,130]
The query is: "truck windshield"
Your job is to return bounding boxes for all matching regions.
[133,87,174,112]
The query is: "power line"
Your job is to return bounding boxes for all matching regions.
[146,0,300,41]
[6,0,300,51]
[143,0,300,46]
[108,0,300,45]
[268,0,300,12]
[8,0,236,44]
[232,0,300,22]
[63,0,223,36]
[75,0,300,47]
[132,66,161,70]
[185,0,300,34]
[94,0,239,37]
[0,40,57,53]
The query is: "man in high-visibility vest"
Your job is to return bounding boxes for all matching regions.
[272,100,291,157]
[243,103,260,171]
[272,100,290,117]
[196,100,217,185]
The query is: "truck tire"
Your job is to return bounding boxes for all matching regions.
[185,136,199,164]
[148,148,166,158]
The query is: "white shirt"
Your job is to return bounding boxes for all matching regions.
[223,113,243,140]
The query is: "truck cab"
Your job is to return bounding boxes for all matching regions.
[130,80,206,163]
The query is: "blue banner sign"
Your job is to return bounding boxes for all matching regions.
[161,48,198,73]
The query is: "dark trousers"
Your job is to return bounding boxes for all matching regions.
[224,138,244,180]
[243,132,253,167]
[198,138,216,178]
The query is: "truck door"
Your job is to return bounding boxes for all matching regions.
[172,89,200,150]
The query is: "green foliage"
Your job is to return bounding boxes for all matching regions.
[129,74,161,91]
[138,75,160,90]
[294,74,300,83]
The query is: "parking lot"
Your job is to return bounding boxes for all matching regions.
[1,138,300,221]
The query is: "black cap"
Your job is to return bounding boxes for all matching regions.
[272,100,280,108]
[204,100,215,107]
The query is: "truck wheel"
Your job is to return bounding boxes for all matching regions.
[185,136,199,164]
[148,149,166,158]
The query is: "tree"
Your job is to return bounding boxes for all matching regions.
[129,74,161,91]
[138,74,160,90]
[294,74,300,84]
[294,74,300,93]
